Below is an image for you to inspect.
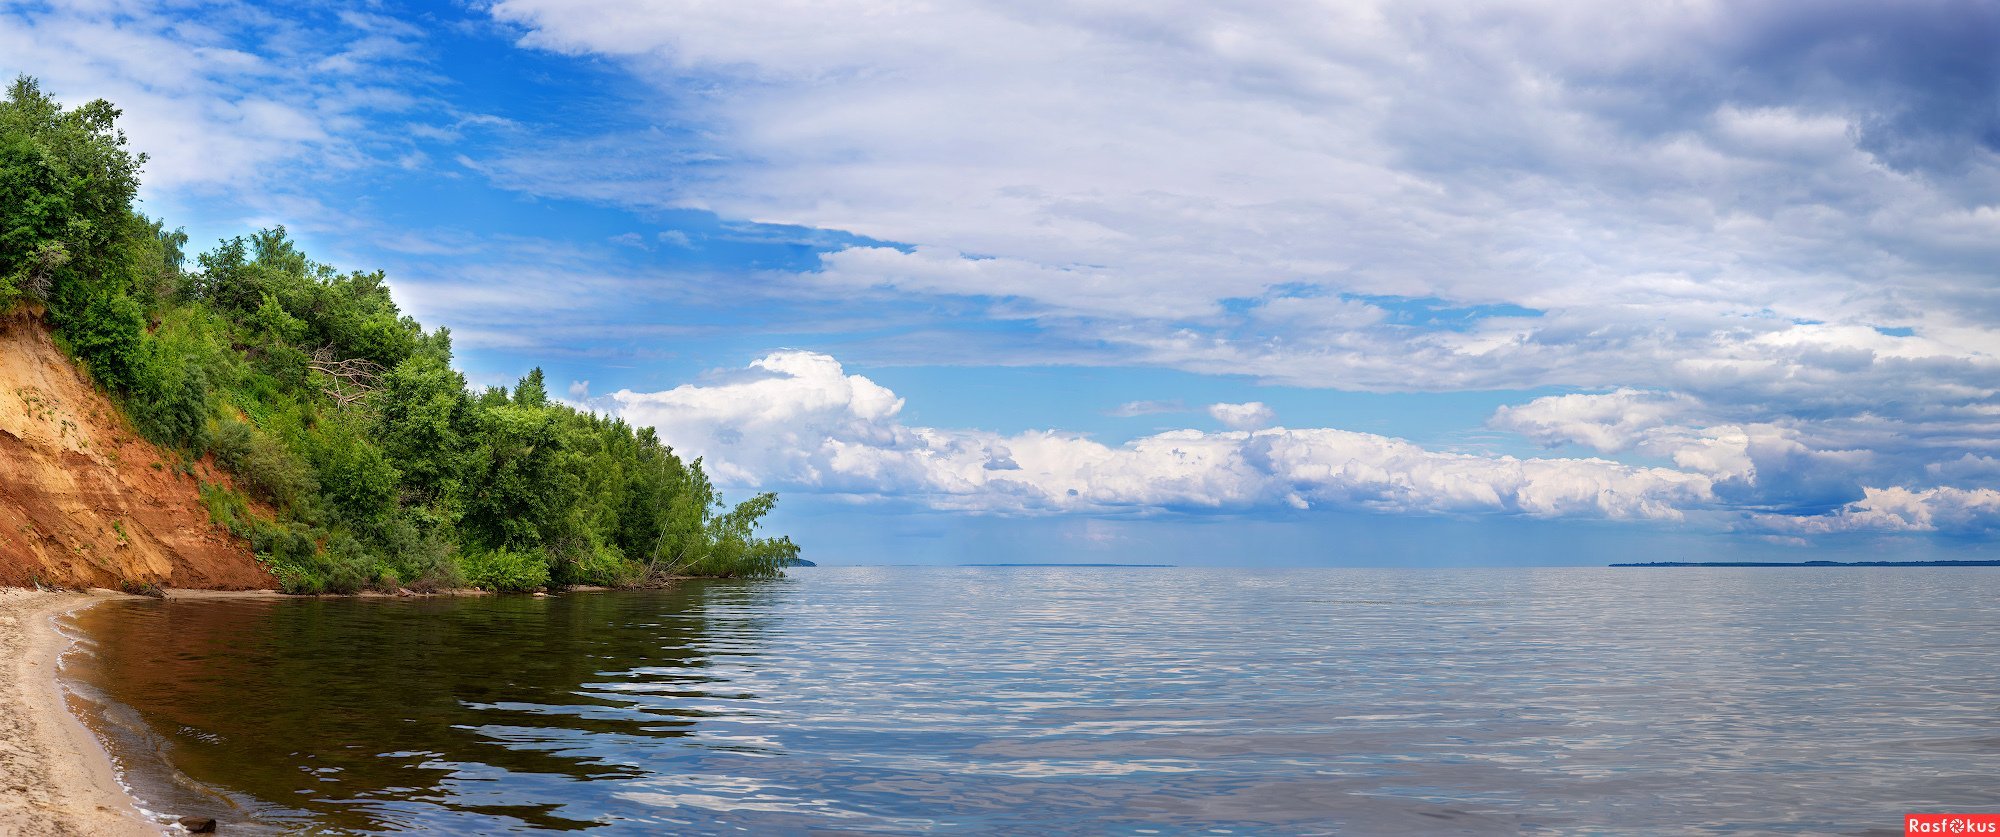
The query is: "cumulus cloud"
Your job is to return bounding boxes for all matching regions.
[1208,402,1276,431]
[1751,487,2000,536]
[613,352,1714,521]
[1491,389,1701,454]
[609,352,909,488]
[1494,389,1790,486]
[1486,378,2000,521]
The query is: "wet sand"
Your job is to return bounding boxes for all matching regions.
[0,588,155,835]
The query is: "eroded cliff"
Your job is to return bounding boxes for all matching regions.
[0,310,273,589]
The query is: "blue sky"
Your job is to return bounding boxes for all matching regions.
[6,0,2000,564]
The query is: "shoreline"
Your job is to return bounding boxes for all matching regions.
[0,588,156,835]
[1611,559,2000,568]
[0,582,678,835]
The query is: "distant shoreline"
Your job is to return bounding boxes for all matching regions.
[1612,560,2000,568]
[959,563,1176,568]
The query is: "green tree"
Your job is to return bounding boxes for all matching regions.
[514,367,549,407]
[462,405,580,551]
[0,76,149,389]
[374,351,473,504]
[0,76,143,306]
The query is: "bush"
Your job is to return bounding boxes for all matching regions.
[251,340,310,393]
[383,515,462,592]
[311,428,399,534]
[554,542,642,588]
[209,420,254,470]
[461,547,550,592]
[321,535,374,595]
[55,290,145,392]
[402,552,464,593]
[134,354,212,451]
[273,565,321,596]
[249,520,323,593]
[198,483,250,531]
[223,424,317,511]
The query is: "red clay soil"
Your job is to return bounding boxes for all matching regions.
[0,310,273,590]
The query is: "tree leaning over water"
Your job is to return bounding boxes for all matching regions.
[0,77,798,592]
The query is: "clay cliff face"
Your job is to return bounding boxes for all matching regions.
[0,311,273,589]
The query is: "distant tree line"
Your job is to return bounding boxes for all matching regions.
[0,77,797,592]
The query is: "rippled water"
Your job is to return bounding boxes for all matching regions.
[63,567,2000,834]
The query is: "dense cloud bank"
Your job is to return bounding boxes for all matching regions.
[604,352,2000,537]
[609,352,1712,520]
[497,0,2000,539]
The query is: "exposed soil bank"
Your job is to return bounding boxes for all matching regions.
[0,311,273,590]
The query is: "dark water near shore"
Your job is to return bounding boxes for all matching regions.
[63,567,2000,834]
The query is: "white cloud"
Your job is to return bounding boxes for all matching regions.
[1208,402,1275,431]
[609,351,909,488]
[1489,389,1878,510]
[0,2,458,232]
[1494,390,1782,485]
[817,246,1202,320]
[1109,400,1186,417]
[613,351,1714,521]
[1751,487,2000,536]
[1491,389,1700,454]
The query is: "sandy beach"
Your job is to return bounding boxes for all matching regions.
[0,588,156,835]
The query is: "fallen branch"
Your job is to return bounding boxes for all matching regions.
[308,346,382,409]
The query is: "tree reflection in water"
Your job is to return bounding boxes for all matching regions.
[72,583,779,833]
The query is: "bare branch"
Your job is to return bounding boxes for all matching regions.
[308,345,382,410]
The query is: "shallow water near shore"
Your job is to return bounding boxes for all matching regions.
[62,566,2000,834]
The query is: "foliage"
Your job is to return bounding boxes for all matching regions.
[199,483,244,529]
[134,352,212,451]
[461,548,551,593]
[0,76,152,387]
[211,419,318,511]
[0,78,798,594]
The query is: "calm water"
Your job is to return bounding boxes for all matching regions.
[62,567,2000,835]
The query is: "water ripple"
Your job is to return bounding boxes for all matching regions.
[65,567,2000,834]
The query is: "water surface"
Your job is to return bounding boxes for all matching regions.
[66,567,2000,834]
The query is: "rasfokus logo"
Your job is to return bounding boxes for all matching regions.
[1908,814,2000,835]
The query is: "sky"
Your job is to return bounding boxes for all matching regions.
[4,0,1999,565]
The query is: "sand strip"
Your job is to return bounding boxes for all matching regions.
[0,588,157,835]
